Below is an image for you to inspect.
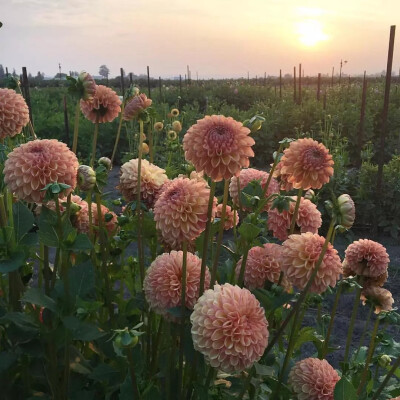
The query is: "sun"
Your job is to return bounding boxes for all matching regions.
[296,19,328,47]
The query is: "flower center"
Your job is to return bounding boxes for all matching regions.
[205,125,234,153]
[97,104,108,116]
[303,147,325,169]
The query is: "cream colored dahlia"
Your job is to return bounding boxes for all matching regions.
[4,139,78,203]
[119,159,168,209]
[361,286,394,314]
[282,233,342,294]
[171,108,180,117]
[154,121,164,131]
[167,130,177,141]
[80,85,121,123]
[172,120,182,133]
[337,194,355,229]
[154,177,216,249]
[229,168,280,211]
[123,93,152,121]
[343,239,389,278]
[144,251,210,317]
[215,204,239,230]
[183,115,255,182]
[235,244,288,290]
[280,138,334,190]
[273,161,294,192]
[0,88,30,139]
[288,358,340,400]
[267,196,322,241]
[191,283,269,373]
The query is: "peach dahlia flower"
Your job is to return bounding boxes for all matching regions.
[191,283,269,373]
[183,115,255,182]
[123,93,152,121]
[282,232,342,294]
[280,138,334,190]
[361,286,394,314]
[0,88,30,139]
[4,139,78,203]
[215,204,239,230]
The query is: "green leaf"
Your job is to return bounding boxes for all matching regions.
[238,223,261,242]
[21,288,58,314]
[334,376,358,400]
[0,351,18,374]
[67,234,93,251]
[68,261,95,300]
[254,363,275,376]
[89,363,119,383]
[62,316,106,341]
[0,312,39,332]
[0,250,25,273]
[293,327,324,352]
[13,202,34,242]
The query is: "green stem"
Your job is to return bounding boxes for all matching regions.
[289,188,303,235]
[127,347,141,399]
[210,180,229,286]
[371,355,400,400]
[204,367,215,392]
[90,117,99,167]
[149,128,154,163]
[199,181,216,296]
[150,318,164,376]
[111,105,124,166]
[137,119,145,285]
[237,244,250,287]
[354,303,374,359]
[72,100,80,154]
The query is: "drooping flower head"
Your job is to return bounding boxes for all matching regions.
[0,88,30,139]
[280,138,334,190]
[215,204,239,230]
[119,158,168,209]
[77,71,97,101]
[343,259,388,288]
[361,286,394,314]
[183,115,255,182]
[288,358,340,400]
[123,93,152,121]
[4,139,78,203]
[343,239,389,278]
[154,177,216,249]
[191,283,269,373]
[80,85,121,123]
[229,168,280,211]
[235,243,290,291]
[282,233,342,294]
[144,251,210,317]
[267,196,322,241]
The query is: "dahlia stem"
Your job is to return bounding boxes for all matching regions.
[199,180,216,296]
[110,104,124,167]
[204,367,215,391]
[178,241,188,398]
[344,285,363,363]
[90,117,99,167]
[150,318,163,377]
[136,119,145,285]
[321,284,342,358]
[126,347,141,399]
[149,127,154,163]
[355,303,374,359]
[210,179,229,286]
[260,143,283,200]
[72,100,80,154]
[357,315,381,395]
[237,245,250,287]
[371,354,400,400]
[289,188,303,235]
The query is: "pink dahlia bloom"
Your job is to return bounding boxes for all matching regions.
[280,138,334,190]
[154,177,216,249]
[361,286,394,314]
[0,88,30,139]
[215,204,239,230]
[235,243,290,290]
[191,283,269,373]
[80,85,121,123]
[273,161,294,192]
[343,260,388,288]
[183,115,255,182]
[282,233,342,294]
[267,196,322,241]
[119,159,168,209]
[4,139,78,203]
[344,239,389,278]
[288,358,340,400]
[123,93,152,121]
[144,251,210,317]
[229,168,280,211]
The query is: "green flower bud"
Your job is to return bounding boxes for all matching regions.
[77,165,96,192]
[98,156,111,170]
[378,354,391,368]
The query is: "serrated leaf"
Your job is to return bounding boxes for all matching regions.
[22,288,58,313]
[238,223,261,242]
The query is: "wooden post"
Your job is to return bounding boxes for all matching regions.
[179,75,182,95]
[264,72,266,86]
[317,73,321,101]
[323,89,327,110]
[147,66,151,98]
[357,71,368,167]
[63,95,70,144]
[298,63,302,105]
[376,26,396,202]
[279,69,282,98]
[120,68,125,97]
[129,72,133,85]
[256,75,258,85]
[5,67,9,77]
[159,76,162,97]
[187,65,190,85]
[274,84,277,96]
[293,66,297,103]
[22,67,33,125]
[331,66,334,87]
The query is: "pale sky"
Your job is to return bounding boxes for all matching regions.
[1,0,400,79]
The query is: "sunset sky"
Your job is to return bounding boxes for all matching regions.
[1,0,400,79]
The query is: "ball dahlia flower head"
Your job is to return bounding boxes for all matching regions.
[190,283,269,373]
[229,168,280,211]
[123,93,152,121]
[119,159,168,209]
[279,138,334,190]
[215,204,239,230]
[281,232,342,294]
[0,88,30,139]
[144,250,210,318]
[154,177,216,250]
[80,85,121,123]
[267,196,322,241]
[183,115,255,182]
[4,139,78,203]
[288,358,340,400]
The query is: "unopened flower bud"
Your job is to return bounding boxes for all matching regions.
[378,354,391,368]
[77,165,96,191]
[171,108,179,117]
[69,202,82,215]
[172,120,182,133]
[337,194,355,229]
[98,156,111,170]
[154,122,164,131]
[304,189,316,202]
[167,130,177,141]
[141,143,149,154]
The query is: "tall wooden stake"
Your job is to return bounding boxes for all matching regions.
[147,66,151,98]
[357,71,368,167]
[22,67,33,125]
[317,73,321,101]
[298,63,302,105]
[159,76,162,97]
[279,69,282,98]
[331,66,334,87]
[63,95,70,144]
[129,72,133,85]
[120,68,125,97]
[293,66,297,103]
